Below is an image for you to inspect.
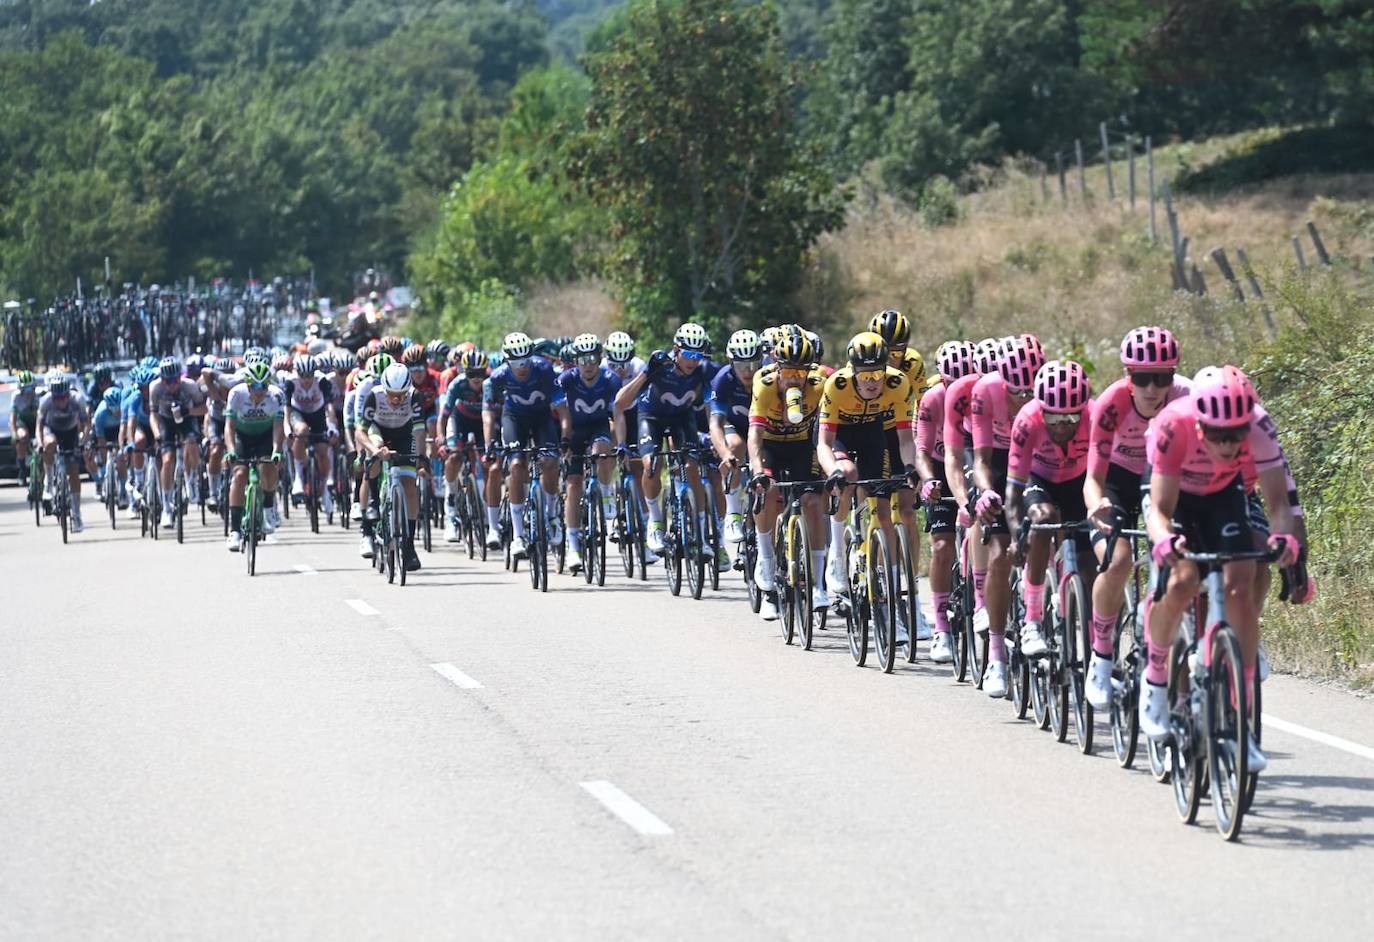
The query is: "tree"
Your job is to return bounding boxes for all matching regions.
[574,0,846,344]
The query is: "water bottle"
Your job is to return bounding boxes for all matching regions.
[785,386,804,425]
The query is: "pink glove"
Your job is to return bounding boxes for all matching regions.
[957,506,973,528]
[1268,532,1301,567]
[920,478,942,502]
[1152,534,1184,568]
[974,491,1002,519]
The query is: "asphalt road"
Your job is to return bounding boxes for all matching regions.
[2,485,1373,940]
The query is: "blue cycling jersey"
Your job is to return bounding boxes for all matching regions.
[121,387,150,425]
[638,353,711,418]
[482,358,564,417]
[92,401,123,437]
[558,367,622,426]
[708,363,752,427]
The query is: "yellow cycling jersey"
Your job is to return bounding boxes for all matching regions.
[892,348,938,394]
[817,365,915,430]
[749,364,826,442]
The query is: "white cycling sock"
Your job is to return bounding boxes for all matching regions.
[486,505,501,531]
[812,550,828,583]
[511,504,527,538]
[829,517,845,553]
[648,497,664,524]
[725,490,741,516]
[758,527,775,563]
[569,528,583,552]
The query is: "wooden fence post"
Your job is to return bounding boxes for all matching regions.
[1179,236,1192,291]
[1055,152,1067,205]
[1292,236,1308,271]
[1235,248,1277,337]
[1100,122,1115,201]
[1076,139,1087,201]
[1127,135,1137,210]
[1210,247,1246,303]
[1162,182,1185,289]
[1146,136,1157,243]
[1306,220,1332,266]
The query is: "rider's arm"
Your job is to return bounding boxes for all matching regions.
[747,424,766,477]
[272,415,285,454]
[225,416,239,456]
[614,371,648,410]
[1005,481,1026,541]
[1257,465,1297,543]
[972,445,996,495]
[708,412,732,464]
[816,425,840,477]
[895,424,916,470]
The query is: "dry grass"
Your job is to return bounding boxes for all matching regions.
[522,278,621,339]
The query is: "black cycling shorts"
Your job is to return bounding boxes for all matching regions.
[157,417,195,454]
[638,412,697,459]
[968,447,1010,536]
[1173,474,1253,556]
[501,411,557,451]
[45,425,80,452]
[619,405,639,450]
[291,405,329,436]
[833,419,888,483]
[208,416,227,444]
[565,422,612,475]
[234,429,275,462]
[1023,471,1089,523]
[922,466,956,534]
[1090,461,1145,546]
[760,439,820,484]
[368,423,419,470]
[447,413,485,450]
[1246,492,1271,538]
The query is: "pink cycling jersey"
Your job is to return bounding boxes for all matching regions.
[1146,398,1283,495]
[1087,376,1191,477]
[1008,399,1093,485]
[1240,404,1289,492]
[941,373,980,453]
[916,383,946,462]
[971,372,1019,451]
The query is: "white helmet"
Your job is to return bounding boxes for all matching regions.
[674,322,709,352]
[502,331,534,359]
[726,329,760,361]
[605,331,635,363]
[380,362,412,393]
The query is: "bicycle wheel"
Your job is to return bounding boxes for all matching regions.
[501,497,514,571]
[842,528,868,666]
[870,529,899,673]
[1049,608,1070,743]
[1169,635,1202,825]
[58,487,68,545]
[779,517,797,645]
[384,497,398,584]
[395,493,408,587]
[967,570,987,687]
[665,498,684,597]
[706,503,721,592]
[534,501,549,592]
[949,552,969,682]
[246,487,259,577]
[743,509,761,613]
[175,472,185,545]
[1065,574,1094,754]
[419,487,432,553]
[683,490,703,601]
[1242,677,1262,814]
[796,516,818,651]
[1112,598,1141,769]
[1206,626,1249,841]
[617,477,636,579]
[308,459,321,535]
[896,524,920,664]
[552,495,567,577]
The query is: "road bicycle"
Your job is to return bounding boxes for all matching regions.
[102,446,120,530]
[1096,525,1152,769]
[239,457,272,577]
[502,444,556,592]
[332,443,352,529]
[1024,520,1094,751]
[50,447,79,543]
[140,450,162,541]
[838,477,912,672]
[579,452,616,587]
[1158,545,1278,841]
[755,478,831,650]
[657,445,709,600]
[614,450,649,582]
[170,438,189,544]
[369,455,415,586]
[27,448,44,528]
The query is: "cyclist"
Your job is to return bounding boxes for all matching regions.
[614,323,714,556]
[557,333,622,574]
[402,343,443,519]
[91,385,128,509]
[1003,360,1094,668]
[870,309,932,637]
[816,332,919,626]
[1141,365,1300,772]
[200,356,238,513]
[603,331,644,531]
[223,361,286,553]
[709,329,762,545]
[284,353,339,514]
[359,362,428,572]
[9,370,39,482]
[1083,326,1191,708]
[483,332,565,559]
[37,370,90,532]
[149,356,206,530]
[971,334,1046,696]
[440,347,493,545]
[916,341,978,663]
[121,366,156,518]
[749,326,829,620]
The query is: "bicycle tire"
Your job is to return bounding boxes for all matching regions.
[840,527,867,665]
[743,509,761,613]
[896,524,920,664]
[1206,626,1249,841]
[553,494,567,577]
[246,485,258,577]
[871,528,898,673]
[706,503,721,592]
[1242,677,1261,814]
[1111,596,1141,769]
[798,516,817,651]
[593,488,608,587]
[419,487,432,553]
[665,497,683,597]
[396,491,408,587]
[779,516,797,645]
[684,490,703,601]
[1049,604,1070,743]
[533,500,548,592]
[949,547,969,681]
[58,487,68,544]
[1066,574,1094,754]
[175,470,185,545]
[1170,634,1202,825]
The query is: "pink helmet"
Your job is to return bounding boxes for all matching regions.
[1192,365,1255,427]
[1035,360,1090,413]
[936,341,977,382]
[1121,326,1180,368]
[974,338,1000,373]
[998,333,1046,390]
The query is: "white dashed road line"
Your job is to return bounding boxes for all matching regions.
[1266,714,1374,762]
[344,598,380,616]
[579,781,674,836]
[430,662,484,690]
[293,564,318,576]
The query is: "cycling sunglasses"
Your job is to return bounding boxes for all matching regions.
[1044,412,1081,426]
[1201,422,1249,444]
[249,380,268,390]
[733,357,762,370]
[677,349,706,361]
[507,356,533,369]
[1009,385,1034,399]
[778,366,809,380]
[575,353,601,367]
[854,369,886,383]
[464,370,488,380]
[1130,370,1175,388]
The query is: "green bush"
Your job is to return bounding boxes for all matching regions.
[920,175,961,228]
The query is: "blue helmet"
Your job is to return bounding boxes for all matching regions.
[103,387,123,410]
[140,356,159,370]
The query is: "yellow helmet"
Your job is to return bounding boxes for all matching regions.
[773,324,814,367]
[847,331,888,371]
[868,309,910,347]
